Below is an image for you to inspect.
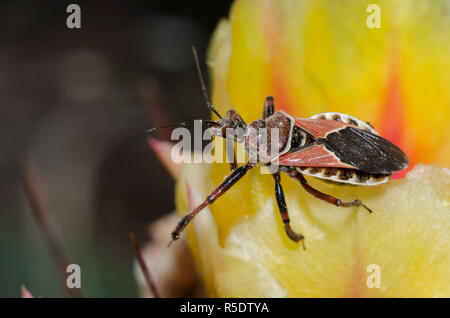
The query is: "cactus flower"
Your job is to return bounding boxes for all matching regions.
[149,0,450,297]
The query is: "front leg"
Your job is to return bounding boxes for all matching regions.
[226,110,246,171]
[169,162,255,246]
[289,170,373,213]
[226,136,237,171]
[272,172,305,248]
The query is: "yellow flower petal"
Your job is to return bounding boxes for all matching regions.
[176,163,450,297]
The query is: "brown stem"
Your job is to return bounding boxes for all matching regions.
[129,232,160,298]
[17,153,83,298]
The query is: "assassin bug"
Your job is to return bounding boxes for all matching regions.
[148,47,409,247]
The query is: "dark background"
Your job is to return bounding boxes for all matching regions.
[0,0,232,297]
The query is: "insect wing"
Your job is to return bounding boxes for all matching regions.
[277,144,355,168]
[293,118,350,138]
[281,118,408,175]
[319,127,408,174]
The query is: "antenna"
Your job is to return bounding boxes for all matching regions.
[133,120,219,136]
[192,46,223,119]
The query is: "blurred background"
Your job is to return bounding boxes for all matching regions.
[0,0,232,297]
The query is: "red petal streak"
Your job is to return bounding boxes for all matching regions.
[378,58,411,179]
[261,1,296,116]
[185,181,196,210]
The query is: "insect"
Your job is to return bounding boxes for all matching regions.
[148,48,409,247]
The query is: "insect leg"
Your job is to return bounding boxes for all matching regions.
[226,136,237,171]
[262,96,275,119]
[169,162,255,246]
[225,110,246,171]
[273,172,305,248]
[227,109,247,128]
[290,170,373,213]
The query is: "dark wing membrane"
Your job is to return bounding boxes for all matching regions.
[319,127,409,174]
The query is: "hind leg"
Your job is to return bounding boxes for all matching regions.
[288,170,372,213]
